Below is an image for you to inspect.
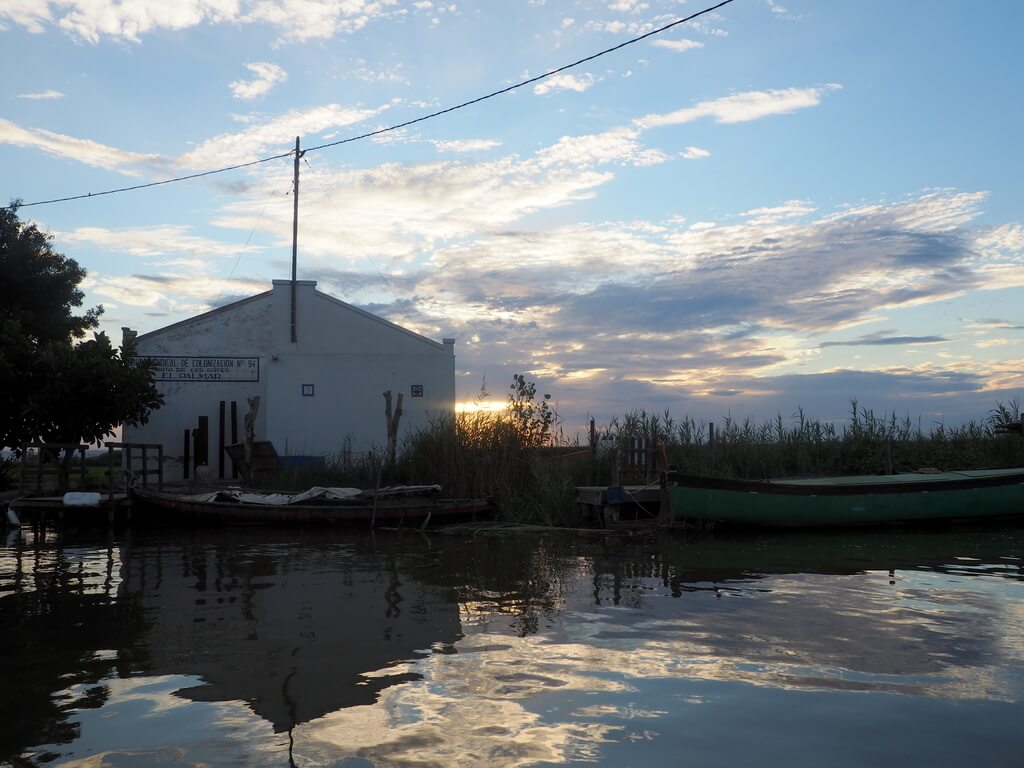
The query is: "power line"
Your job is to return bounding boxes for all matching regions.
[5,152,294,210]
[3,0,736,212]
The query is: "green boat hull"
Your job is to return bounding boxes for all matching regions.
[667,468,1024,528]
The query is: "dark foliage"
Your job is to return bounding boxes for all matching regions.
[0,206,163,451]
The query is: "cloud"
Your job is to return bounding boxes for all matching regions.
[533,73,596,95]
[432,139,503,153]
[87,272,267,315]
[3,0,402,43]
[1,99,388,177]
[680,146,710,160]
[820,333,950,348]
[387,189,1014,420]
[650,38,704,53]
[57,226,258,260]
[230,62,288,100]
[0,1,53,33]
[215,152,618,260]
[537,127,667,168]
[967,319,1024,332]
[608,0,649,12]
[54,0,238,43]
[0,117,165,175]
[178,102,391,168]
[635,84,842,129]
[17,89,64,100]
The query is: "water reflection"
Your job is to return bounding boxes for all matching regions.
[2,526,1023,766]
[120,530,462,732]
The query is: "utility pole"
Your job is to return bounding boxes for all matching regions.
[290,135,301,343]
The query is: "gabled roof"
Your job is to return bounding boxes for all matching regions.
[133,280,451,351]
[134,288,272,342]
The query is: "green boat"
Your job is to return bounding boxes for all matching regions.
[666,467,1024,528]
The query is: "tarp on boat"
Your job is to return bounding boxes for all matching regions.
[178,485,442,506]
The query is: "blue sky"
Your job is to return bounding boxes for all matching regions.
[2,0,1022,434]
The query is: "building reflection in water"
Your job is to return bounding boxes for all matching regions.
[1,526,1023,766]
[120,529,463,732]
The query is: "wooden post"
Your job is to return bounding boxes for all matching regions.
[708,422,716,475]
[78,446,87,489]
[107,444,116,501]
[244,396,261,483]
[230,401,239,479]
[183,429,191,480]
[383,390,404,472]
[218,400,226,479]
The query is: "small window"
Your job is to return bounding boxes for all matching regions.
[411,384,424,397]
[302,384,315,397]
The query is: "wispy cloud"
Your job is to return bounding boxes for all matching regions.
[57,225,257,260]
[635,85,842,129]
[86,272,267,315]
[178,103,391,168]
[651,38,703,53]
[230,62,288,100]
[680,146,710,160]
[820,332,950,348]
[432,139,503,153]
[533,73,596,95]
[537,127,667,167]
[0,117,165,174]
[17,89,64,100]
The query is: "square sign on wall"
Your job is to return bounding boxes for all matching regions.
[411,385,424,397]
[302,384,315,396]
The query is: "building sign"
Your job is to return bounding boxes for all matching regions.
[145,356,260,382]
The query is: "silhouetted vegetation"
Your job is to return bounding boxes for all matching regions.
[252,376,1024,524]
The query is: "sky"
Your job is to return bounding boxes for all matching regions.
[2,0,1022,436]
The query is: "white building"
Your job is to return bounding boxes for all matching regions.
[122,279,455,481]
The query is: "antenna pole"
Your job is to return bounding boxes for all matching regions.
[290,136,300,343]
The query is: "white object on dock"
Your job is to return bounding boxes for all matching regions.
[63,492,102,507]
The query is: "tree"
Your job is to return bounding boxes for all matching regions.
[0,205,163,450]
[507,373,555,447]
[0,205,101,343]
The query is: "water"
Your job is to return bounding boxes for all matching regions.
[2,524,1024,767]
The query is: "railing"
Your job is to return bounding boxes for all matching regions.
[18,442,164,499]
[19,443,88,495]
[105,442,164,494]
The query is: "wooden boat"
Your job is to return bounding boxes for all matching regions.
[131,484,492,526]
[666,467,1024,528]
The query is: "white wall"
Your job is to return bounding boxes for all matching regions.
[123,280,455,481]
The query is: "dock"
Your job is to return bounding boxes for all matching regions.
[7,492,134,527]
[575,485,667,526]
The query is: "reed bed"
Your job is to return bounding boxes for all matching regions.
[250,396,1023,523]
[589,398,1024,485]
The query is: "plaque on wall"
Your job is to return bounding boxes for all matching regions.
[144,356,260,382]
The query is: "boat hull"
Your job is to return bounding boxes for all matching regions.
[667,468,1024,528]
[132,487,491,526]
